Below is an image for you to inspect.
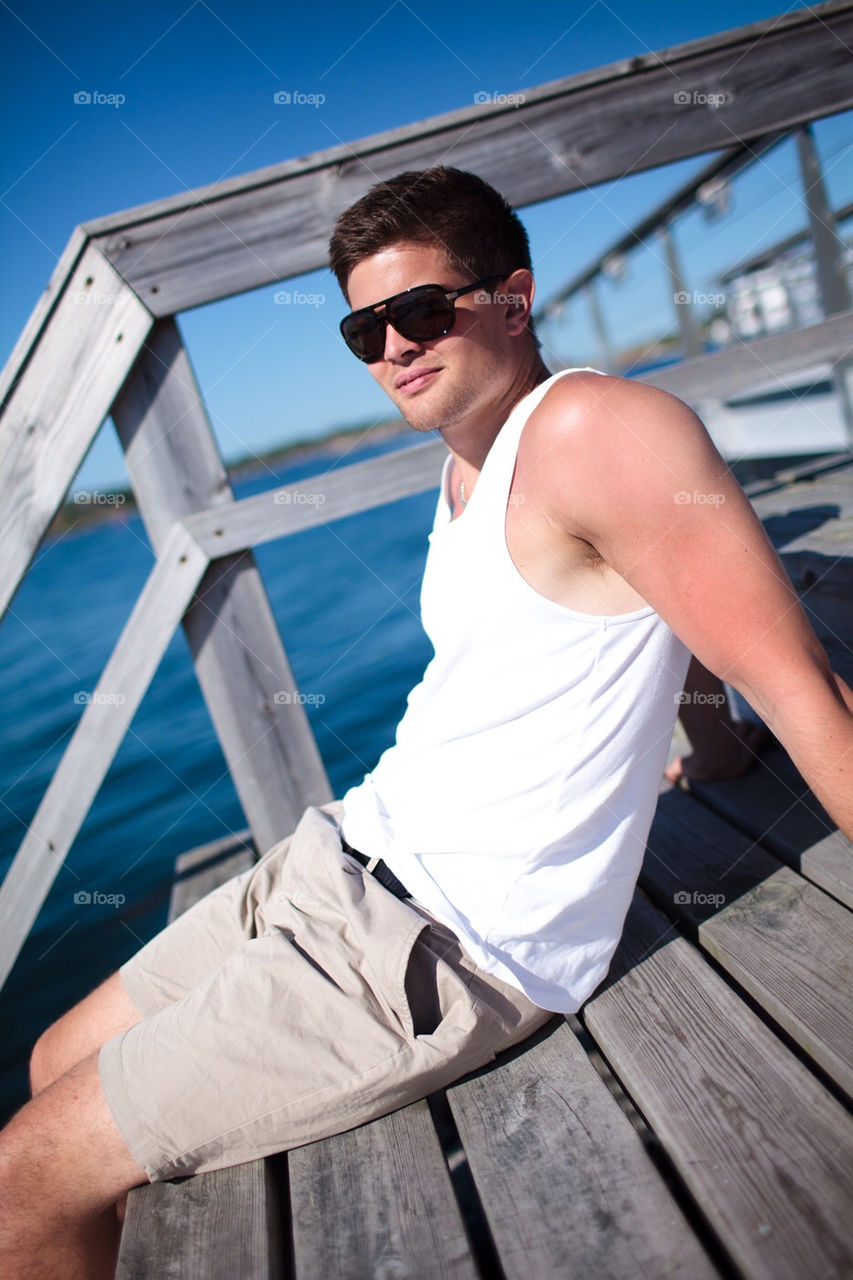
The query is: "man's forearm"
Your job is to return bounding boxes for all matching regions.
[756,669,853,842]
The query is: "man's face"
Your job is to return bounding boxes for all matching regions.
[345,242,519,435]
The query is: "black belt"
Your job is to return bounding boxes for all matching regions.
[341,837,411,900]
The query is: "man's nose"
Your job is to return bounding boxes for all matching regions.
[383,321,420,362]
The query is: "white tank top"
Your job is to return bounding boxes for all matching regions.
[341,368,690,1011]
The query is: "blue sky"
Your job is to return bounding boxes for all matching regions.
[2,0,851,491]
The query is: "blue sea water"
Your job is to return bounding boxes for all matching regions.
[0,433,438,1122]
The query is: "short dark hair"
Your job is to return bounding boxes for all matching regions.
[329,166,534,299]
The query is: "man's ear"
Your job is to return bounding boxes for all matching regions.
[503,268,535,336]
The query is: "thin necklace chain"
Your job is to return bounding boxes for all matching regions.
[459,478,467,507]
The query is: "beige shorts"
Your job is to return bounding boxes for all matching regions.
[98,802,553,1181]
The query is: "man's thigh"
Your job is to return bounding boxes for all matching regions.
[97,804,547,1184]
[30,972,144,1096]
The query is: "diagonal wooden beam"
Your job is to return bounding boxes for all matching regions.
[84,2,853,316]
[111,319,333,853]
[0,244,153,621]
[0,522,208,991]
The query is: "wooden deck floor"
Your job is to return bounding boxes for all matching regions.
[116,457,853,1280]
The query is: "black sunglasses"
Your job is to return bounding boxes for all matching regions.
[340,274,505,363]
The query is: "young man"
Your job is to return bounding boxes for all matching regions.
[1,166,851,1279]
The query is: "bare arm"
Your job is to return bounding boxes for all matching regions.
[531,374,853,837]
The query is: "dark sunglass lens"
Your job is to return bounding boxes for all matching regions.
[389,289,455,342]
[341,311,385,362]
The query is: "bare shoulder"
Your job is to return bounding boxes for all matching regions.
[529,370,705,452]
[520,371,729,538]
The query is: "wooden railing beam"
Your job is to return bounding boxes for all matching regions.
[0,524,208,991]
[111,319,332,855]
[0,245,153,621]
[84,3,853,317]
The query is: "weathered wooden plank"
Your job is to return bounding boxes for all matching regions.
[111,319,333,855]
[0,523,208,992]
[288,1098,478,1279]
[644,790,853,1095]
[749,464,853,524]
[185,437,447,559]
[744,452,853,498]
[116,1158,282,1280]
[584,892,853,1280]
[169,830,255,919]
[447,1019,717,1279]
[800,829,853,910]
[639,308,853,403]
[86,4,853,315]
[684,741,853,906]
[0,224,88,408]
[117,830,281,1279]
[0,244,153,621]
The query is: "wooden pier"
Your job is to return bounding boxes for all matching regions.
[1,2,852,1275]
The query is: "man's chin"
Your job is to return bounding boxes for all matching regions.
[402,415,440,435]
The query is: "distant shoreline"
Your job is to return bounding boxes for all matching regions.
[50,417,412,538]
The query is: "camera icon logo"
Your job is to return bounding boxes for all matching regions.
[673,890,691,905]
[74,691,91,705]
[474,90,491,104]
[74,90,92,105]
[273,91,291,104]
[74,890,92,904]
[673,91,690,105]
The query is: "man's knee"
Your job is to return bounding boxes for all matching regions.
[0,1050,148,1271]
[29,971,142,1097]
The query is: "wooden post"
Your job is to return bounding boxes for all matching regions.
[662,224,703,359]
[796,125,853,445]
[796,125,852,316]
[585,282,614,372]
[111,319,332,855]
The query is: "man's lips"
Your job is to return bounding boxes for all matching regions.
[394,366,441,392]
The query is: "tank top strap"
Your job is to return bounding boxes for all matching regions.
[473,366,604,517]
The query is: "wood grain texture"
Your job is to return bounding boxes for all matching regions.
[447,1020,717,1279]
[86,6,853,315]
[116,1159,281,1280]
[584,891,853,1280]
[644,791,853,1095]
[684,742,852,901]
[800,829,853,909]
[169,830,256,919]
[0,244,152,620]
[288,1099,478,1279]
[185,438,448,558]
[638,308,853,403]
[0,225,88,407]
[0,524,207,990]
[111,319,333,854]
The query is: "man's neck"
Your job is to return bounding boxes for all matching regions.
[443,352,551,478]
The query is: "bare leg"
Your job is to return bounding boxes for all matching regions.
[0,1049,148,1280]
[28,971,146,1232]
[30,971,143,1097]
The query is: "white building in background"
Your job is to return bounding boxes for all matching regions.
[718,217,852,342]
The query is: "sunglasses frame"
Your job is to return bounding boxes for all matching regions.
[340,274,506,363]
